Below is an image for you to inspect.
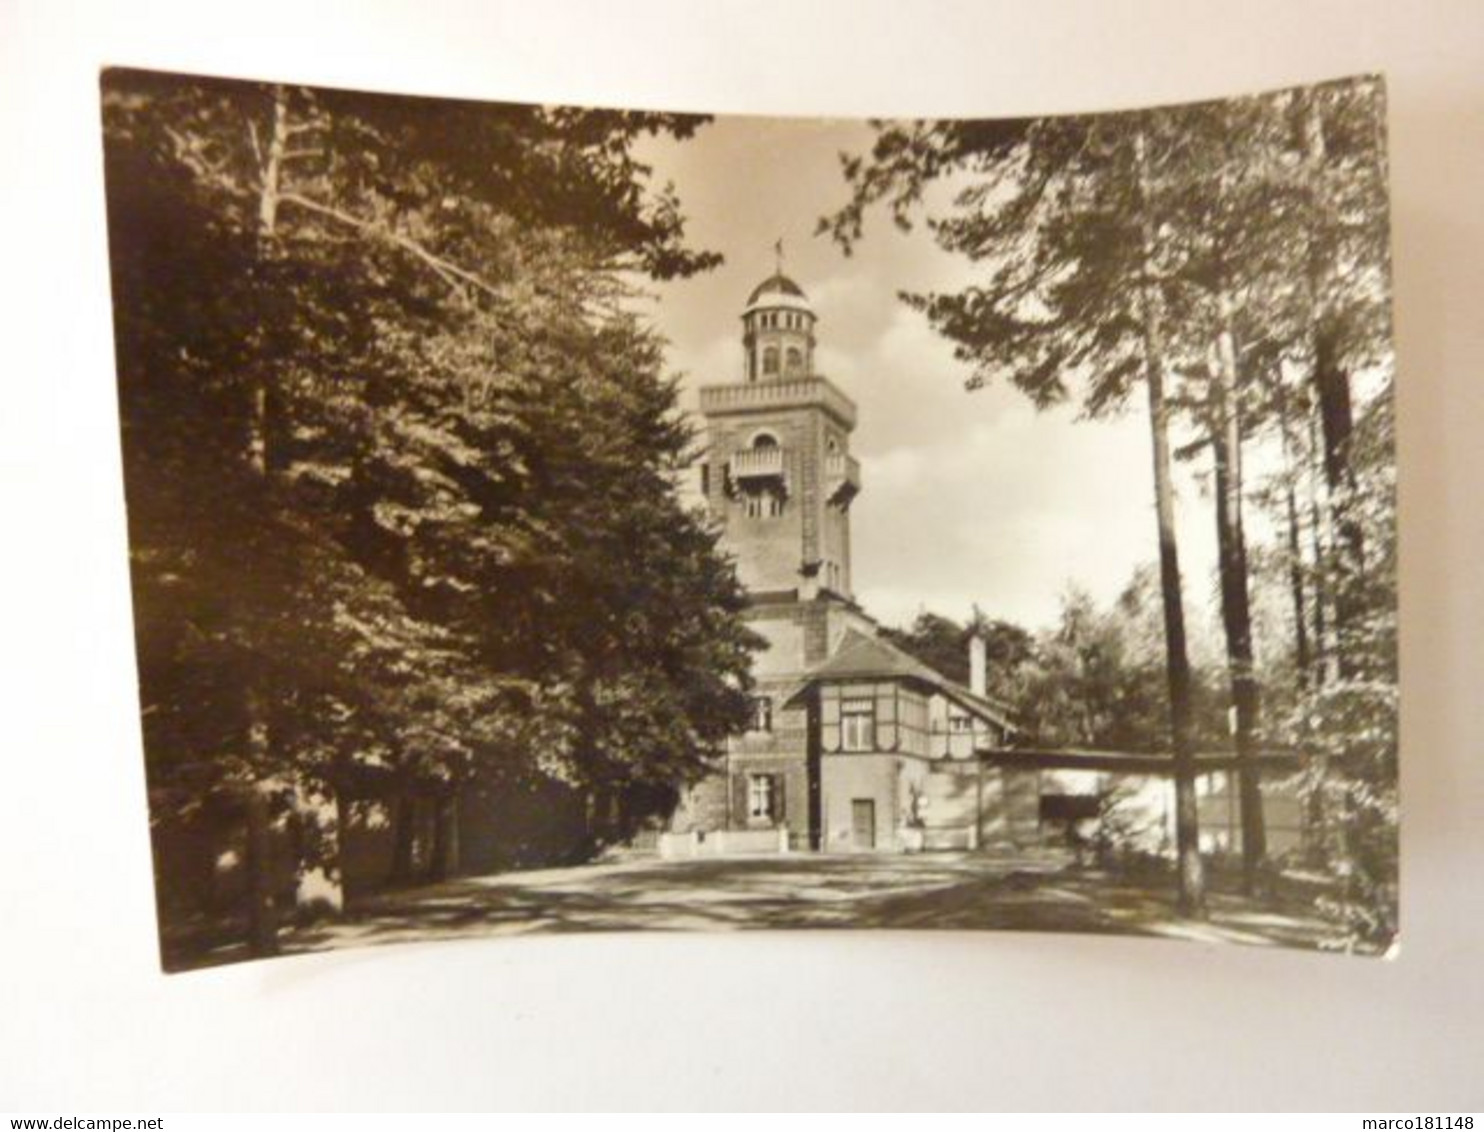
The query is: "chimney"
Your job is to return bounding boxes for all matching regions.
[968,633,987,698]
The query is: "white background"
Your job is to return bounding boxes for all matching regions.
[2,0,1481,1112]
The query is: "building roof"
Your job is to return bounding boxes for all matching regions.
[746,271,809,306]
[808,629,942,683]
[798,630,1018,732]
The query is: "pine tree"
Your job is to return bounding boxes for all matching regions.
[824,108,1215,915]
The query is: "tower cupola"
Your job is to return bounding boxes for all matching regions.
[742,270,816,382]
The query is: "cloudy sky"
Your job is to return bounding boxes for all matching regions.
[633,114,1227,636]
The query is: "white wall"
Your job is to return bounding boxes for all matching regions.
[2,0,1481,1111]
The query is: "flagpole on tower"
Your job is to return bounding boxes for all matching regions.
[774,237,784,276]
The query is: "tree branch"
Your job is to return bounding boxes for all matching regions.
[278,191,503,304]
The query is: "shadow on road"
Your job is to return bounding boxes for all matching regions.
[276,851,1340,960]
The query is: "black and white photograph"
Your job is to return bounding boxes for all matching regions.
[99,68,1399,972]
[15,0,1484,1115]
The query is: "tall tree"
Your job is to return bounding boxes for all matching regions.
[103,68,755,961]
[1166,96,1288,892]
[824,108,1214,915]
[1290,80,1393,677]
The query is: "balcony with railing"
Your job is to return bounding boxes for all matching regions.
[826,452,861,503]
[728,445,789,495]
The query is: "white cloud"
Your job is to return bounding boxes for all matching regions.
[808,270,878,321]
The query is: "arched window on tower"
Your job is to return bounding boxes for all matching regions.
[785,346,803,374]
[762,346,779,375]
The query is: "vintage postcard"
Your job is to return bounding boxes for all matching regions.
[99,69,1397,970]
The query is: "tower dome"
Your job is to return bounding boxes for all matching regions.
[746,272,809,309]
[742,270,816,382]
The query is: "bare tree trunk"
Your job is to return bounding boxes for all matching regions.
[1315,332,1367,677]
[1300,405,1340,864]
[1285,490,1311,680]
[247,85,290,476]
[389,792,417,886]
[243,789,279,958]
[428,790,460,882]
[1134,128,1206,919]
[231,94,297,954]
[335,790,354,907]
[1299,89,1366,680]
[1210,312,1266,894]
[1274,380,1313,686]
[238,82,291,917]
[1304,411,1334,682]
[257,86,287,235]
[1146,357,1206,917]
[242,87,346,918]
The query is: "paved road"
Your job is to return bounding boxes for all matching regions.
[286,851,1336,958]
